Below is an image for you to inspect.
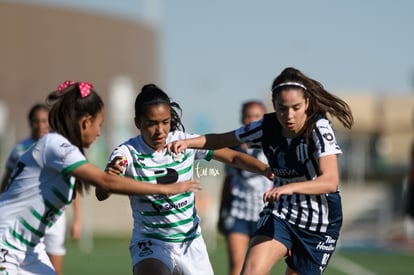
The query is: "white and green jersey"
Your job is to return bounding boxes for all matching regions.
[0,132,87,255]
[108,131,213,244]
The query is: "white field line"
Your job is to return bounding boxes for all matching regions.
[331,254,377,275]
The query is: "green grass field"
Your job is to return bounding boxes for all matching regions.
[64,235,414,275]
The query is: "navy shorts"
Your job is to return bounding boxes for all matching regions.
[255,211,339,274]
[220,216,258,238]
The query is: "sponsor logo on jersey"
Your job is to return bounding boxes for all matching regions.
[316,236,336,251]
[137,240,154,257]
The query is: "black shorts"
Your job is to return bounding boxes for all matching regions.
[255,211,340,274]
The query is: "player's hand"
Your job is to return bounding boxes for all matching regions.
[263,185,293,204]
[106,156,127,175]
[264,167,275,181]
[166,140,188,155]
[166,179,202,195]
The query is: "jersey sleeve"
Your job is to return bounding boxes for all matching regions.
[313,119,342,158]
[184,132,214,161]
[234,118,264,149]
[40,135,87,176]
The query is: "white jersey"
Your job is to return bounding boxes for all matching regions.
[108,131,213,244]
[0,132,87,256]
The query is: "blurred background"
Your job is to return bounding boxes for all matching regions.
[1,1,414,274]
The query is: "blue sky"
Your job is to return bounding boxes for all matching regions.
[15,0,414,132]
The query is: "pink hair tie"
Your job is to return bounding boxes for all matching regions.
[57,80,93,98]
[78,82,93,98]
[57,80,75,92]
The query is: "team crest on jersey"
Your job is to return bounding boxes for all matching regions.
[322,133,334,142]
[172,152,185,163]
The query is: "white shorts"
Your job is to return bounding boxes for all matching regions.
[130,236,213,275]
[43,213,67,256]
[0,245,55,275]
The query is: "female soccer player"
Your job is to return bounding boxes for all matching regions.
[217,100,273,275]
[0,103,81,275]
[0,81,200,275]
[96,84,273,275]
[167,67,354,275]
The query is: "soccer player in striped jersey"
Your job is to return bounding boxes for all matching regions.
[0,103,81,275]
[217,100,273,275]
[95,84,273,275]
[0,81,201,275]
[167,67,354,275]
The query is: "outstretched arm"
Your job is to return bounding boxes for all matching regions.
[167,131,240,154]
[72,163,202,200]
[212,148,273,180]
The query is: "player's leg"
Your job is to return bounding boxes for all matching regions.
[133,258,171,275]
[224,218,255,275]
[47,254,63,275]
[44,214,67,275]
[241,235,287,275]
[285,266,300,275]
[241,212,291,275]
[226,232,250,275]
[131,239,174,275]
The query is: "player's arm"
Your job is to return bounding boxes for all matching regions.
[70,192,82,240]
[264,154,339,203]
[212,148,273,180]
[217,174,232,233]
[95,156,126,201]
[167,131,240,154]
[71,163,201,199]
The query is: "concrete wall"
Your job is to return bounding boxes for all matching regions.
[0,2,159,142]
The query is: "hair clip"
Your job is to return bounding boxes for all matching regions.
[57,80,93,98]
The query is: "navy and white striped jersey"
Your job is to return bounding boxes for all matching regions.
[235,113,343,234]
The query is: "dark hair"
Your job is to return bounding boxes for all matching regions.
[28,103,49,124]
[135,84,185,132]
[241,100,266,123]
[271,67,353,141]
[46,82,104,194]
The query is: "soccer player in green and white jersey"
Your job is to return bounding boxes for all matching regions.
[0,103,82,275]
[0,81,201,275]
[96,84,273,275]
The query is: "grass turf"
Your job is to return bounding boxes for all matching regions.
[63,235,414,274]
